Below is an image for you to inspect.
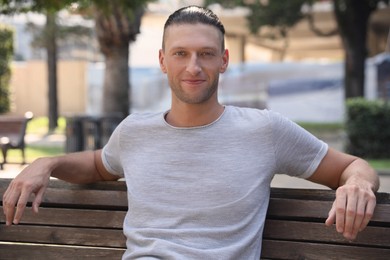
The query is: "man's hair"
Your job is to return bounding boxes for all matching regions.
[162,5,225,50]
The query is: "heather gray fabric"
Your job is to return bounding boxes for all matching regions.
[102,106,328,259]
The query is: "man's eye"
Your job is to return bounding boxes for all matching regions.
[200,51,215,57]
[174,51,186,56]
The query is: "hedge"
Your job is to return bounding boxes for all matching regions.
[346,98,390,158]
[0,25,13,114]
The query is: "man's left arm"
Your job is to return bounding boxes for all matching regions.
[307,147,379,240]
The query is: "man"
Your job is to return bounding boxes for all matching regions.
[3,6,379,259]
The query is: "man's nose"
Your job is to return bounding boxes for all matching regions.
[186,54,202,75]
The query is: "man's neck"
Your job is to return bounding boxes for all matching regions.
[166,102,225,127]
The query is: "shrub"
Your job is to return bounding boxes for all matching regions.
[0,25,13,114]
[346,98,390,158]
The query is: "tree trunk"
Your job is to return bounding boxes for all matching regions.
[94,5,143,116]
[333,0,376,99]
[103,46,130,116]
[46,11,58,131]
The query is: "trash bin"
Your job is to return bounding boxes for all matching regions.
[65,114,124,153]
[376,53,390,100]
[65,115,86,153]
[100,113,123,147]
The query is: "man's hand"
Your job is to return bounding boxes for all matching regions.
[325,182,377,240]
[2,150,119,226]
[307,148,379,241]
[2,158,53,226]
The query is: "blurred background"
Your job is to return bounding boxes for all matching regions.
[0,0,389,191]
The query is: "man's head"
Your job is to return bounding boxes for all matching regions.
[162,5,225,51]
[159,6,229,107]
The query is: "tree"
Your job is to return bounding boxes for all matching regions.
[1,0,155,127]
[0,0,74,131]
[0,26,13,113]
[45,10,59,130]
[205,0,389,99]
[85,1,150,116]
[61,0,155,116]
[333,0,389,98]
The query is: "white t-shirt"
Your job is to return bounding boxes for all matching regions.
[102,106,328,259]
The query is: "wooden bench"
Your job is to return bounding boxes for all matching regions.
[0,112,33,170]
[0,178,389,259]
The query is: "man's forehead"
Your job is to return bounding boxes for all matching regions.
[164,23,220,34]
[163,23,223,48]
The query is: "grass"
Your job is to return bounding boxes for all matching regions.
[5,117,66,164]
[297,122,345,133]
[297,122,390,172]
[6,146,65,164]
[27,116,66,135]
[367,159,390,172]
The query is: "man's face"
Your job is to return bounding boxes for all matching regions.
[159,23,229,105]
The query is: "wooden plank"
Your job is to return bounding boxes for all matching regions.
[267,198,390,223]
[0,206,126,228]
[39,188,128,209]
[263,219,390,248]
[270,187,336,201]
[261,240,390,260]
[0,225,126,248]
[267,198,331,219]
[0,189,128,210]
[270,188,390,204]
[0,180,128,209]
[0,243,125,259]
[0,179,127,192]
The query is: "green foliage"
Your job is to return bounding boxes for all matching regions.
[205,0,313,35]
[0,25,13,114]
[0,0,74,14]
[346,98,390,158]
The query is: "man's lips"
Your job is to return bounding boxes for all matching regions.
[182,79,206,85]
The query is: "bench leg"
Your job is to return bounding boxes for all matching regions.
[21,148,26,165]
[1,145,7,170]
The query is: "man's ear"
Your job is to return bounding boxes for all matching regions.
[220,49,229,73]
[159,49,167,73]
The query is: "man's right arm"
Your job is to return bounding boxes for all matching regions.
[2,149,119,226]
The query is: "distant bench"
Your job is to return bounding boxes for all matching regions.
[0,178,389,259]
[0,112,33,170]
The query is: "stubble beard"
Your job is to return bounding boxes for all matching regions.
[171,78,219,105]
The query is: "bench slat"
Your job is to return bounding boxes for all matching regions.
[0,179,127,191]
[0,185,128,210]
[268,197,390,223]
[0,243,125,259]
[263,219,390,248]
[267,198,331,219]
[0,225,126,248]
[261,240,390,260]
[0,206,126,228]
[40,188,128,209]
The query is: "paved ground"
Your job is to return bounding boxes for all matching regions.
[1,132,390,193]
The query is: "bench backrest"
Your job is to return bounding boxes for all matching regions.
[0,112,33,146]
[0,179,389,259]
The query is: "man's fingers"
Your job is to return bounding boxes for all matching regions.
[343,191,358,239]
[335,190,347,233]
[359,196,376,232]
[3,187,20,226]
[32,188,45,214]
[325,202,336,227]
[13,190,31,225]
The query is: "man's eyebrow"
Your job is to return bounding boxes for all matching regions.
[169,46,218,51]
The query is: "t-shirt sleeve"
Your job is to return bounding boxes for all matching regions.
[269,111,328,179]
[101,121,125,177]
